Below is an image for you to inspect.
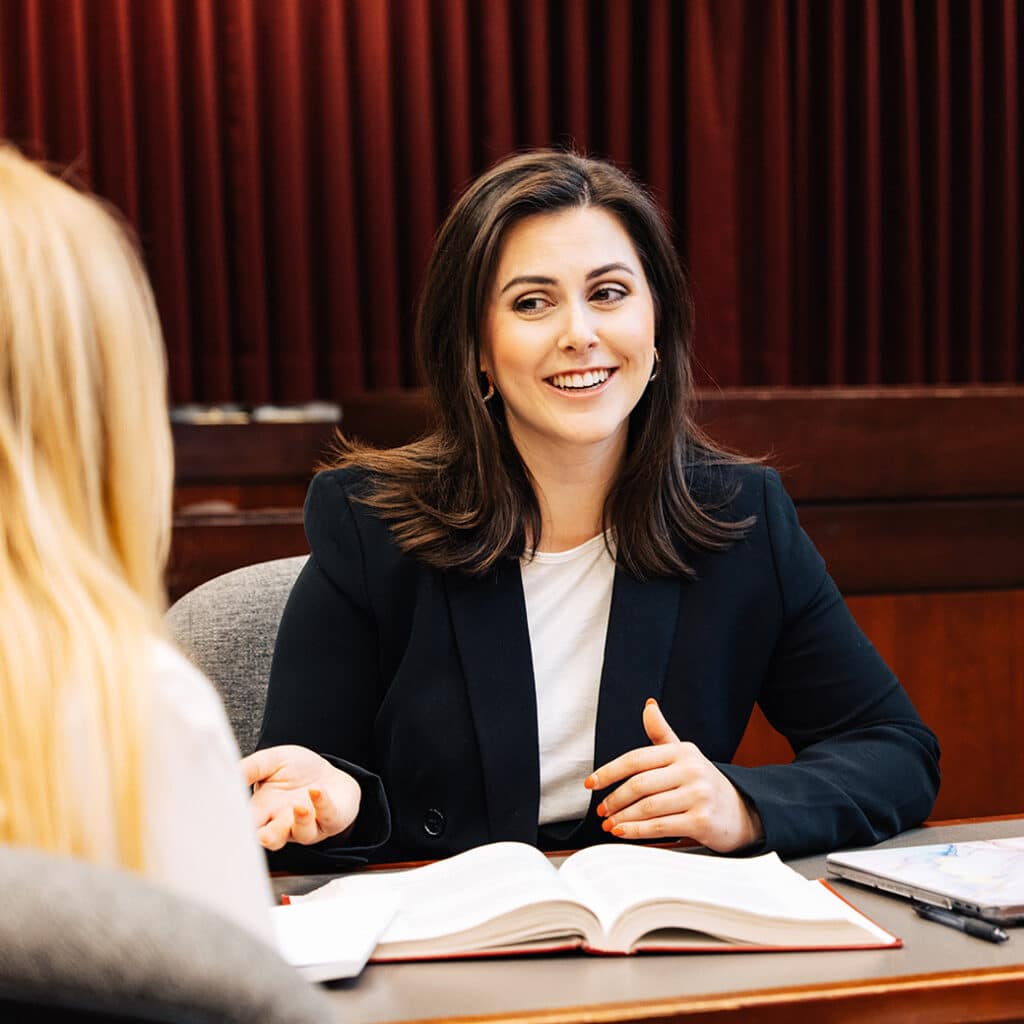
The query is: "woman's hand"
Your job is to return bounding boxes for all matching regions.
[241,745,361,851]
[586,699,763,853]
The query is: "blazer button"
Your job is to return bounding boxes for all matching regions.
[422,808,446,837]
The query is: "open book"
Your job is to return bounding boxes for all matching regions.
[288,841,898,960]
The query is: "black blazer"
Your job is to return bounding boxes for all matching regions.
[259,463,940,870]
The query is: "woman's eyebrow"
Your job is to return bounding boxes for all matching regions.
[499,274,556,295]
[586,262,635,281]
[499,262,635,295]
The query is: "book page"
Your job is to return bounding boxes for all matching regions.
[558,845,870,949]
[294,841,588,946]
[561,846,843,923]
[271,890,399,981]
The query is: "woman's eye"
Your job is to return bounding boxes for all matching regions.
[591,285,628,304]
[512,295,551,314]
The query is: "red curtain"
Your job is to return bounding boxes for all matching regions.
[0,0,1020,400]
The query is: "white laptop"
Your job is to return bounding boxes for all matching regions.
[826,836,1024,925]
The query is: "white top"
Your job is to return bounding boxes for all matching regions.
[520,534,616,825]
[70,640,273,944]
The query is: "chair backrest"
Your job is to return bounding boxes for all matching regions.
[0,844,333,1023]
[166,556,309,756]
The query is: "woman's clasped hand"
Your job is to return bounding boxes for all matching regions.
[588,700,764,853]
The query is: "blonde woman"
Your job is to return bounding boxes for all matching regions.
[0,146,272,941]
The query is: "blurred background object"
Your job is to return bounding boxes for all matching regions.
[3,0,1019,402]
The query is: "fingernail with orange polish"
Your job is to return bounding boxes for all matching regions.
[645,697,656,708]
[612,824,626,837]
[602,819,613,832]
[596,802,607,817]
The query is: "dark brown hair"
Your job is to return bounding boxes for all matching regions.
[333,149,753,578]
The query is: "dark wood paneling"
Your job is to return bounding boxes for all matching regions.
[174,386,1024,503]
[734,589,1024,820]
[339,386,1024,500]
[802,499,1024,593]
[174,482,311,511]
[332,387,1024,593]
[172,420,338,483]
[850,590,1024,820]
[696,387,1024,500]
[168,499,1024,599]
[168,511,306,601]
[175,387,1024,499]
[172,388,1024,596]
[337,389,436,450]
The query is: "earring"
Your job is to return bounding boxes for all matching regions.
[649,347,661,382]
[481,371,495,402]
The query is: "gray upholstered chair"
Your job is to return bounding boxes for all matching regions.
[166,556,309,756]
[0,844,333,1022]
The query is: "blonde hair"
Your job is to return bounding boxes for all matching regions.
[0,146,173,870]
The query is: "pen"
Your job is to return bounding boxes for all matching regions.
[912,903,1009,944]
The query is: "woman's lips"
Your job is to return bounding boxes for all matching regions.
[545,367,617,393]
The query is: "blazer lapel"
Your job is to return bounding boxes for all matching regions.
[593,570,680,771]
[445,559,540,845]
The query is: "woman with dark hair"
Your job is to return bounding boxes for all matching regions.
[244,150,939,868]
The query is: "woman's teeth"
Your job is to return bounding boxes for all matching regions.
[549,369,611,390]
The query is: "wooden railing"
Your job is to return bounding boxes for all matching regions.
[173,387,1024,596]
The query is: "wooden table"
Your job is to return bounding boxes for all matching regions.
[274,818,1024,1023]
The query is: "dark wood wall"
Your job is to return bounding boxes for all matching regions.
[171,388,1024,821]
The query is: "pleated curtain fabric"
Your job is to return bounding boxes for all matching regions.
[0,0,1019,401]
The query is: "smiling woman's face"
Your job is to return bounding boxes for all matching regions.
[480,206,657,465]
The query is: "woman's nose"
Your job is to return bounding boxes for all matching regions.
[558,300,599,351]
